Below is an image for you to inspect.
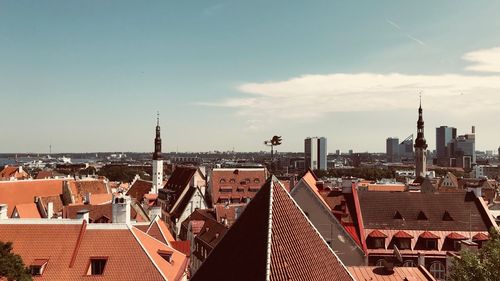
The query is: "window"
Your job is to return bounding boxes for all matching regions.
[429,261,446,280]
[158,250,173,263]
[254,178,260,183]
[417,211,428,220]
[398,238,411,250]
[219,179,226,183]
[30,259,48,276]
[229,178,236,183]
[375,259,386,267]
[87,258,107,275]
[453,240,461,251]
[372,238,385,249]
[442,211,453,221]
[402,260,415,267]
[426,239,438,250]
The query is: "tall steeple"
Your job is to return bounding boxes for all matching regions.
[414,95,427,178]
[153,112,162,160]
[151,112,164,194]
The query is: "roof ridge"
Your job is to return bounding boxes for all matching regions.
[265,177,275,281]
[69,220,87,268]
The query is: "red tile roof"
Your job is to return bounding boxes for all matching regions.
[368,229,388,238]
[63,203,140,223]
[447,232,467,240]
[473,232,489,241]
[420,231,440,239]
[13,203,41,218]
[191,177,354,281]
[393,231,414,239]
[0,221,187,280]
[171,240,190,257]
[0,179,65,217]
[126,179,153,200]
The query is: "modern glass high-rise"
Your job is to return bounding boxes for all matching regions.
[386,138,400,162]
[305,137,327,170]
[436,126,457,166]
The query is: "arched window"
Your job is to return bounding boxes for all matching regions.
[402,260,415,267]
[429,261,446,280]
[229,178,236,183]
[219,179,226,183]
[254,178,260,183]
[375,259,386,267]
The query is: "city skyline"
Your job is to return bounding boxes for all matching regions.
[2,1,500,153]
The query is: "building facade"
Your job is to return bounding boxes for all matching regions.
[305,137,328,170]
[436,126,457,166]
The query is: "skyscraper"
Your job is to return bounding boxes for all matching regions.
[151,113,163,194]
[386,137,399,162]
[414,100,428,178]
[305,137,327,170]
[436,126,457,166]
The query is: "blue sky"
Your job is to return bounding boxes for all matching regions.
[1,1,500,153]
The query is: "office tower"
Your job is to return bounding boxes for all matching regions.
[305,137,327,170]
[436,126,457,166]
[386,138,400,162]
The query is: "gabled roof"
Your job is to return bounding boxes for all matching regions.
[420,231,440,239]
[0,220,188,280]
[13,203,41,218]
[140,216,176,246]
[62,203,142,222]
[126,179,153,200]
[165,166,197,192]
[472,232,489,241]
[447,232,467,240]
[191,177,354,281]
[367,230,388,238]
[393,231,414,239]
[68,179,109,203]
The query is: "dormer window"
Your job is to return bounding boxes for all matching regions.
[442,211,453,221]
[393,211,404,220]
[254,178,260,183]
[87,258,107,275]
[30,259,48,276]
[417,211,428,220]
[219,179,226,183]
[158,250,174,263]
[229,178,236,183]
[426,239,438,250]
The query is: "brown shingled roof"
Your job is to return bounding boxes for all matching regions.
[358,191,492,232]
[126,179,153,200]
[191,177,354,281]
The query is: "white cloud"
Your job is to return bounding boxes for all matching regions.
[201,47,500,131]
[209,73,500,121]
[463,47,500,73]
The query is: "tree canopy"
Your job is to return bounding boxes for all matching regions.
[450,228,500,281]
[0,241,32,281]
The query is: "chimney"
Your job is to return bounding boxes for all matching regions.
[112,193,131,224]
[47,202,54,219]
[417,252,425,267]
[149,206,161,219]
[0,204,8,219]
[76,209,90,223]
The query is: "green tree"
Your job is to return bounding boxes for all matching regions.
[450,228,500,281]
[0,241,32,281]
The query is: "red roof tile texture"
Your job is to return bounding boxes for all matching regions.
[0,222,187,280]
[0,179,65,217]
[192,177,353,281]
[126,179,153,200]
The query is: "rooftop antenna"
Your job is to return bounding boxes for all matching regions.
[156,111,160,126]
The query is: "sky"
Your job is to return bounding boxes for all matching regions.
[1,0,500,153]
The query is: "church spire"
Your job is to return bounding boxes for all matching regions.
[414,96,427,178]
[153,112,162,160]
